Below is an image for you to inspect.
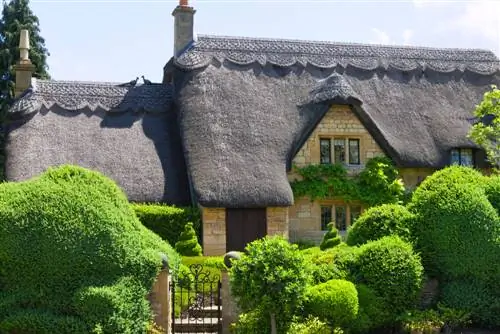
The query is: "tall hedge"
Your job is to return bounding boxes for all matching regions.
[485,175,500,214]
[408,166,500,282]
[346,204,414,246]
[0,165,180,333]
[132,203,201,245]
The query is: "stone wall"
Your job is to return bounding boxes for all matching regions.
[202,207,226,256]
[290,104,385,170]
[221,270,240,334]
[267,207,289,239]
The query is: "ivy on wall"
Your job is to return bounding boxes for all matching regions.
[290,156,405,207]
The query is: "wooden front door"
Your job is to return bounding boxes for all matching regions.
[226,208,267,252]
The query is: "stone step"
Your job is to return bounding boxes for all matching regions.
[173,319,221,333]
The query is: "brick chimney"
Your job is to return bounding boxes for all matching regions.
[14,29,35,97]
[172,0,196,58]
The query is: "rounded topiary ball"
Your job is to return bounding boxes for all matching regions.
[175,222,203,256]
[346,204,414,246]
[304,279,359,329]
[0,165,179,333]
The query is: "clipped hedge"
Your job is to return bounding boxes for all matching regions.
[485,175,500,214]
[304,279,359,329]
[303,244,359,284]
[356,236,423,318]
[132,203,201,246]
[408,166,500,282]
[0,165,180,333]
[349,284,389,333]
[346,204,414,246]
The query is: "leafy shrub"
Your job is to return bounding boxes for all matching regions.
[356,236,423,318]
[132,203,201,246]
[175,222,202,256]
[320,222,342,250]
[230,236,311,333]
[287,316,336,334]
[408,166,500,282]
[346,204,414,246]
[304,244,359,284]
[349,284,389,333]
[0,165,180,333]
[292,239,317,250]
[304,279,359,329]
[440,280,500,328]
[230,307,270,334]
[485,175,500,214]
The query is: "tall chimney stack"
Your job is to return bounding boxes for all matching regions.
[172,0,196,58]
[14,29,35,97]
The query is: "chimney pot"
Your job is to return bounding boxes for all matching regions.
[179,0,189,7]
[14,29,35,97]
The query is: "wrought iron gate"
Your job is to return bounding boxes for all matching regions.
[171,264,222,333]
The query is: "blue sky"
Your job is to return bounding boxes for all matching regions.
[29,0,500,83]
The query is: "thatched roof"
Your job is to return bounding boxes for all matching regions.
[169,35,500,207]
[6,79,191,205]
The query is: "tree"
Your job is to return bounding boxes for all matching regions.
[469,85,499,168]
[0,0,50,179]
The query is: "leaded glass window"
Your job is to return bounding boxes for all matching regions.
[335,206,347,232]
[320,139,331,164]
[349,139,360,165]
[321,206,332,231]
[334,139,346,163]
[451,148,474,167]
[350,206,362,225]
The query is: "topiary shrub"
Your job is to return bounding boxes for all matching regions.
[346,204,414,246]
[304,279,359,329]
[175,222,202,256]
[408,166,500,282]
[0,165,180,333]
[485,175,500,214]
[320,222,342,250]
[303,244,359,284]
[440,280,500,328]
[355,236,423,320]
[230,236,311,333]
[132,203,201,245]
[349,284,390,333]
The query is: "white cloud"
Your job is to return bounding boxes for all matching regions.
[412,0,431,8]
[402,29,414,45]
[370,28,395,45]
[369,28,415,46]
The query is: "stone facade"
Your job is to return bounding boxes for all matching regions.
[202,207,226,256]
[267,207,289,239]
[288,104,383,244]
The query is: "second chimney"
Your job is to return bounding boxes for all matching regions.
[14,29,35,97]
[172,0,196,58]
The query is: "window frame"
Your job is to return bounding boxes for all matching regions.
[320,138,332,165]
[319,202,363,233]
[319,136,362,165]
[348,138,361,165]
[450,148,475,167]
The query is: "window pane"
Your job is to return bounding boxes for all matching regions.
[320,139,331,164]
[451,149,460,165]
[350,206,362,225]
[460,149,473,167]
[334,139,346,163]
[321,206,332,231]
[349,139,360,165]
[335,206,347,232]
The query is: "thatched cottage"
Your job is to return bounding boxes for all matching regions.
[6,1,500,255]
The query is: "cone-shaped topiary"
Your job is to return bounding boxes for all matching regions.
[175,222,203,256]
[320,222,342,250]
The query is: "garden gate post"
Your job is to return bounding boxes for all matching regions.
[148,256,171,334]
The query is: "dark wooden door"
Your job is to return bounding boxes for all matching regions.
[226,208,267,253]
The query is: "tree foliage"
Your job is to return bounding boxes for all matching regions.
[0,0,50,179]
[468,85,500,168]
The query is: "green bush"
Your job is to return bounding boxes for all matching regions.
[0,165,180,333]
[356,236,423,318]
[440,280,500,328]
[175,222,202,256]
[132,203,201,246]
[485,175,500,214]
[320,222,342,250]
[304,279,359,329]
[349,284,389,333]
[287,316,335,334]
[303,244,359,284]
[408,166,500,282]
[346,204,414,246]
[230,236,312,333]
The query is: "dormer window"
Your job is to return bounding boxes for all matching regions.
[320,137,361,165]
[451,148,474,167]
